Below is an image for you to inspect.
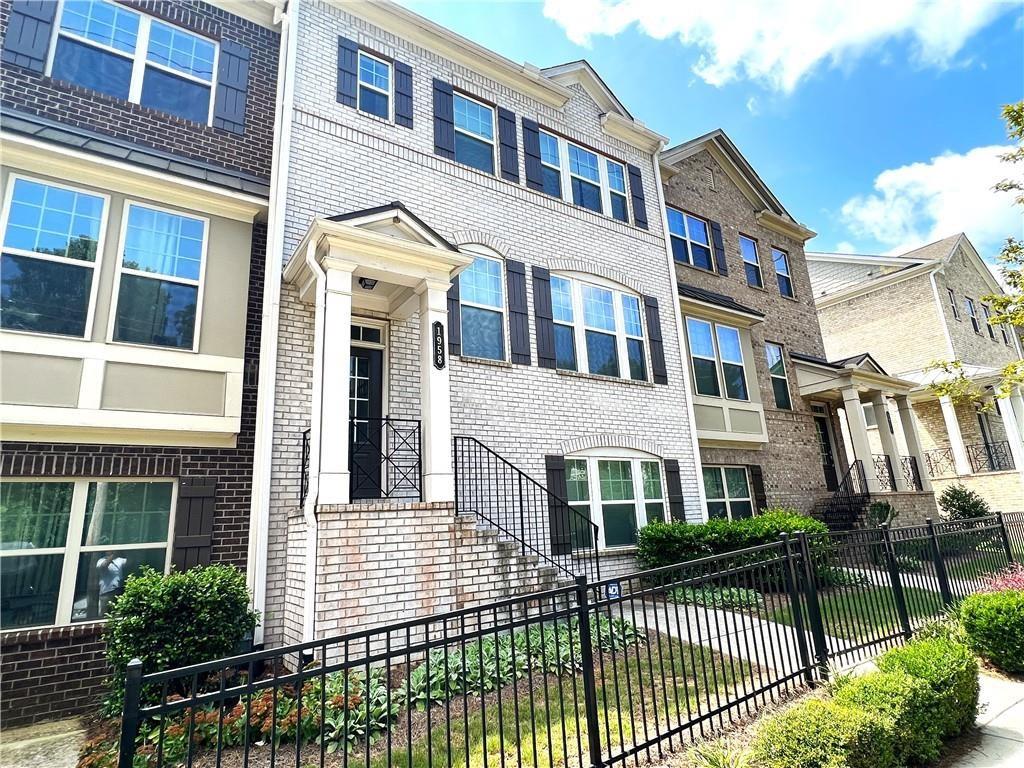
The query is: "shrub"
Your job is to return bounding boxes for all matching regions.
[668,585,764,610]
[104,564,259,712]
[749,698,896,768]
[636,508,828,571]
[980,562,1024,592]
[958,589,1024,673]
[876,637,979,739]
[938,483,991,521]
[866,500,899,527]
[833,670,943,765]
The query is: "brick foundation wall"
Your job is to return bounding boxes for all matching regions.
[932,473,1024,514]
[862,492,939,527]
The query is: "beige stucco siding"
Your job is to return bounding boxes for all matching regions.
[0,353,82,407]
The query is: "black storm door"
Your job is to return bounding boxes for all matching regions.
[349,347,384,500]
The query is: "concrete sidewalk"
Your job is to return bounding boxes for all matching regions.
[949,673,1024,768]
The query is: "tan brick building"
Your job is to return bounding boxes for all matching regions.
[809,234,1024,514]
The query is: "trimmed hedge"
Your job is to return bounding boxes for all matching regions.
[636,508,828,570]
[876,637,979,739]
[959,589,1024,673]
[833,670,943,765]
[749,698,896,768]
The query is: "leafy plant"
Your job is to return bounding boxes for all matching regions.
[689,739,751,768]
[668,586,764,611]
[866,501,898,528]
[980,562,1024,592]
[958,589,1024,673]
[938,483,991,522]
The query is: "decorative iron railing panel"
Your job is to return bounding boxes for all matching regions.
[924,446,956,478]
[900,455,923,491]
[350,417,422,501]
[966,440,1015,473]
[300,428,310,505]
[873,453,895,492]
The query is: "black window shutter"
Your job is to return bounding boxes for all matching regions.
[627,164,649,230]
[172,479,217,571]
[506,259,531,365]
[521,118,544,192]
[710,221,728,275]
[663,460,686,521]
[212,39,250,134]
[545,455,573,556]
[532,265,556,369]
[447,276,461,355]
[394,60,414,128]
[497,107,519,182]
[433,78,455,159]
[747,465,768,515]
[336,36,359,108]
[2,1,57,73]
[643,295,668,385]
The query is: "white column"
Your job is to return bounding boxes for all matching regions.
[317,261,356,505]
[939,395,972,477]
[1010,387,1024,451]
[842,386,880,492]
[871,393,909,491]
[895,395,932,491]
[418,279,455,502]
[996,394,1024,480]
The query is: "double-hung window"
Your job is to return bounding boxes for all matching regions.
[565,454,666,549]
[112,203,207,350]
[569,144,602,213]
[685,317,749,400]
[981,305,996,340]
[1002,324,1012,346]
[0,479,174,630]
[765,342,792,410]
[453,93,496,174]
[459,253,506,360]
[739,235,763,288]
[357,50,391,119]
[1,176,107,338]
[947,288,960,319]
[606,159,629,223]
[773,247,794,297]
[551,274,647,381]
[667,208,714,271]
[702,466,753,520]
[539,131,563,197]
[534,130,631,223]
[50,0,218,125]
[965,297,980,334]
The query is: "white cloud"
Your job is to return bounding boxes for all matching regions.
[541,0,1009,92]
[745,96,759,115]
[838,145,1021,260]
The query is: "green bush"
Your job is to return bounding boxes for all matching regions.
[833,670,943,765]
[668,585,764,610]
[104,564,259,712]
[636,508,828,571]
[749,698,896,768]
[876,637,979,739]
[959,589,1024,673]
[938,483,991,521]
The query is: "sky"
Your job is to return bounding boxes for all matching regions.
[403,0,1024,263]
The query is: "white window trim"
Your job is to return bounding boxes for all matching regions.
[765,341,791,409]
[453,91,497,174]
[356,49,393,122]
[965,297,981,334]
[566,449,665,551]
[981,305,997,340]
[667,207,715,272]
[106,200,210,353]
[458,246,508,362]
[702,465,753,521]
[565,141,603,215]
[605,157,630,223]
[539,130,562,196]
[739,234,763,288]
[947,288,961,320]
[0,477,177,631]
[538,129,631,223]
[552,271,647,381]
[685,315,750,402]
[0,172,112,341]
[772,247,795,298]
[45,0,219,126]
[1002,323,1012,346]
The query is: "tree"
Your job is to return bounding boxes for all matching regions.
[928,101,1024,407]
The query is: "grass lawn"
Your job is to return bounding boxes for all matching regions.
[767,585,943,642]
[366,631,756,768]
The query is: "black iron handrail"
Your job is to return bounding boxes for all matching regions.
[966,440,1015,473]
[453,435,600,582]
[350,416,422,501]
[815,459,869,529]
[300,428,310,504]
[900,455,923,491]
[873,454,895,492]
[924,446,956,478]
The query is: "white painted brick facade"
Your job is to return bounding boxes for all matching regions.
[264,1,701,643]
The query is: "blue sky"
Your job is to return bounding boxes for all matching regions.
[405,0,1024,262]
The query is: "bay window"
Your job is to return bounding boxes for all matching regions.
[50,0,218,125]
[1,176,107,338]
[459,253,506,360]
[0,479,174,630]
[667,208,714,271]
[703,466,753,520]
[565,454,666,549]
[551,274,647,381]
[685,317,750,400]
[453,93,496,174]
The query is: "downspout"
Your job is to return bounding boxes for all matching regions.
[247,0,298,645]
[303,239,326,643]
[653,151,708,519]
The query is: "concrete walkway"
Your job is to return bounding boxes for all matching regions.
[950,673,1024,768]
[0,718,83,768]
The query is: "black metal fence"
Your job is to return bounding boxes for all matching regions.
[118,514,1021,768]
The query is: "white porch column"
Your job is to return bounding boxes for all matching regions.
[317,260,356,505]
[871,393,909,491]
[996,394,1024,480]
[418,279,455,502]
[1010,387,1024,451]
[842,386,881,493]
[939,395,972,477]
[894,395,933,491]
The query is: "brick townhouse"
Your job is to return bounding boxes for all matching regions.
[808,234,1024,514]
[0,0,280,725]
[248,0,705,648]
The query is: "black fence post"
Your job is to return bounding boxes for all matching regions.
[117,658,144,768]
[780,533,815,686]
[881,524,913,639]
[926,518,954,606]
[575,575,604,768]
[996,511,1014,564]
[796,532,830,681]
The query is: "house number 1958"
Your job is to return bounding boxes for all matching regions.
[432,321,445,370]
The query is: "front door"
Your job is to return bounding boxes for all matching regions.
[349,346,384,500]
[813,404,839,491]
